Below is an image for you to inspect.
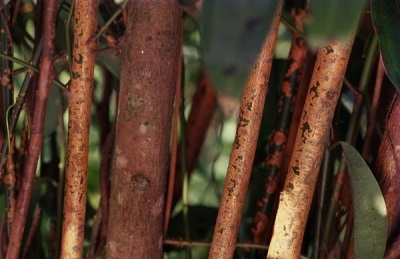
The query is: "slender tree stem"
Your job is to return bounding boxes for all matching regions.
[268,36,357,259]
[208,2,283,258]
[60,0,99,257]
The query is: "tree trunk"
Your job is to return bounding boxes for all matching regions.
[106,1,182,258]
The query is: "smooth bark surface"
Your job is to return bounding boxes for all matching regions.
[106,1,182,258]
[267,38,355,258]
[60,0,99,258]
[208,1,283,258]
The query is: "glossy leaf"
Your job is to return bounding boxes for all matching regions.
[340,142,387,259]
[304,0,366,48]
[201,0,278,97]
[371,0,400,91]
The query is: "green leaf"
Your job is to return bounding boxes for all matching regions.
[304,0,366,49]
[371,0,400,92]
[340,142,387,259]
[201,0,278,97]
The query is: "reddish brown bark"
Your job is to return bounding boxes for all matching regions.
[95,127,114,256]
[60,0,99,258]
[375,92,400,257]
[208,2,283,258]
[6,1,57,258]
[164,53,182,235]
[106,1,182,258]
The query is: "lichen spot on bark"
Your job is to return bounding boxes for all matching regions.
[151,196,164,217]
[116,156,128,169]
[139,123,148,134]
[108,241,117,253]
[131,174,150,193]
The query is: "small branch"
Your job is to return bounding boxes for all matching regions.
[95,1,127,40]
[0,52,67,90]
[0,52,39,72]
[164,239,269,250]
[362,55,384,158]
[164,51,182,235]
[94,127,115,256]
[281,15,306,39]
[65,0,74,75]
[21,208,41,259]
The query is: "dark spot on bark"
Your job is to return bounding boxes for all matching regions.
[326,90,336,100]
[227,178,237,196]
[219,228,224,234]
[238,155,243,160]
[74,54,83,64]
[223,65,237,76]
[238,116,250,127]
[292,166,300,175]
[146,36,152,42]
[72,72,80,79]
[80,176,83,184]
[288,182,294,190]
[246,102,253,111]
[325,45,334,54]
[300,122,312,143]
[309,81,320,99]
[73,245,80,252]
[234,138,240,149]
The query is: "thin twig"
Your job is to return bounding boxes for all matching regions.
[95,0,128,40]
[164,49,182,235]
[21,208,41,259]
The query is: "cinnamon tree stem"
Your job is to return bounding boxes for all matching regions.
[60,0,99,258]
[268,37,357,258]
[208,1,283,258]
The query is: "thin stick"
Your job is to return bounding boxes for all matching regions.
[164,50,182,236]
